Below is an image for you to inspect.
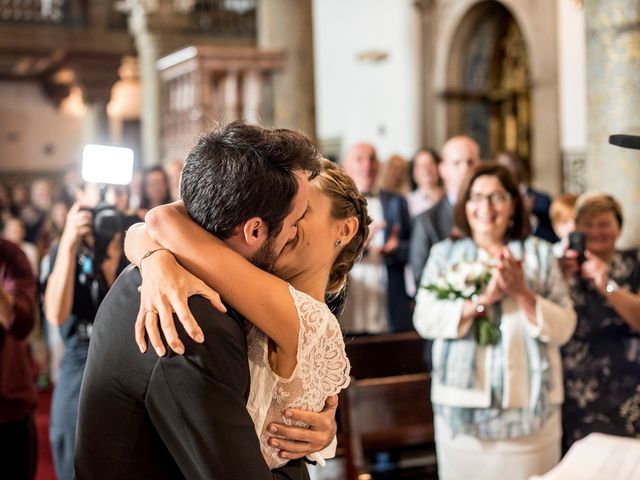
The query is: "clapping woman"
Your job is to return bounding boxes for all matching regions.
[413,162,576,480]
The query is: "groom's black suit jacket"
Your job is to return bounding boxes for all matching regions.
[75,266,309,480]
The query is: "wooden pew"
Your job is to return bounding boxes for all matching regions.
[338,332,436,479]
[344,331,429,379]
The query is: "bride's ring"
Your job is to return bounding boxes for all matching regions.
[145,309,159,315]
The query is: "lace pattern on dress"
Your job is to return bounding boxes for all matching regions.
[246,284,351,469]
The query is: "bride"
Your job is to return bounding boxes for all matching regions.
[125,159,370,467]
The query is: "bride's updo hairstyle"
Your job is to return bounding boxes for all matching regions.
[313,159,372,294]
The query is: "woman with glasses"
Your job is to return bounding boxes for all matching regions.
[413,162,576,480]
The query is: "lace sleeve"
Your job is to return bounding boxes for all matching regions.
[256,286,350,469]
[287,285,351,408]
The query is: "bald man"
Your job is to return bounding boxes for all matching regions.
[409,136,481,289]
[341,143,413,333]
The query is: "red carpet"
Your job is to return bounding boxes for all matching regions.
[35,388,56,480]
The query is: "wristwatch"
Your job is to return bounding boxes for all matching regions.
[605,279,620,294]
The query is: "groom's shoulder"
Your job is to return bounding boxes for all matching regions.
[187,295,243,330]
[182,295,247,354]
[173,296,251,393]
[108,264,141,299]
[94,265,140,322]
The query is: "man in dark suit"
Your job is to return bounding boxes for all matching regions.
[379,188,413,331]
[75,122,331,479]
[409,135,480,289]
[340,143,413,333]
[495,151,558,243]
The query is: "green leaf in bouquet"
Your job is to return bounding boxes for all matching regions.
[476,316,501,346]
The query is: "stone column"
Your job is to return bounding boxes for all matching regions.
[584,0,640,247]
[223,71,240,122]
[128,0,162,166]
[82,103,110,145]
[243,70,264,123]
[415,0,437,149]
[257,0,316,140]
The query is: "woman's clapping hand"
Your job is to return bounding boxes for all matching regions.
[496,248,530,298]
[478,269,504,306]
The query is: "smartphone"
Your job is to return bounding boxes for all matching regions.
[568,231,586,263]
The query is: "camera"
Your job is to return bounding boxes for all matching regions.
[77,204,138,313]
[91,203,136,243]
[79,203,124,239]
[79,143,136,262]
[79,203,138,262]
[77,144,137,313]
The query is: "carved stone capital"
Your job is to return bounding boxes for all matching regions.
[67,52,123,105]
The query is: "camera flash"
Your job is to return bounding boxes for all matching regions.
[82,145,134,185]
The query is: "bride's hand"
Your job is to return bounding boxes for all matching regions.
[135,250,226,356]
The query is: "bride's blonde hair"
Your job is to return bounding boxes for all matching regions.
[313,159,371,294]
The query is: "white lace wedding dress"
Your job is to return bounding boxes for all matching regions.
[246,285,351,469]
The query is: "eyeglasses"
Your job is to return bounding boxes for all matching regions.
[467,191,512,205]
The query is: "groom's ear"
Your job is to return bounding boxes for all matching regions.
[241,216,268,247]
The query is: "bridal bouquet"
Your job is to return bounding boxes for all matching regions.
[422,261,501,346]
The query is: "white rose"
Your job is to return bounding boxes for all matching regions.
[446,267,467,292]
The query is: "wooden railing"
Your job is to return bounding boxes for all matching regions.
[0,0,256,36]
[175,0,256,36]
[158,45,284,162]
[0,0,73,25]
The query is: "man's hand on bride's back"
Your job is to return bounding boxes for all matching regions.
[266,395,339,460]
[135,250,226,356]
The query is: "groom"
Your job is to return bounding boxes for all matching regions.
[75,122,331,479]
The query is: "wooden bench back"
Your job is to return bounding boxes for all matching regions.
[344,331,428,379]
[339,332,435,479]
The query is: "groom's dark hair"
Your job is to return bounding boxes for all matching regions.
[180,120,321,239]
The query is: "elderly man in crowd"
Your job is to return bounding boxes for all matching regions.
[409,135,481,289]
[340,143,412,333]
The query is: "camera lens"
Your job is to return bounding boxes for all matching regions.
[93,206,124,239]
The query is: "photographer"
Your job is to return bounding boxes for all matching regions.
[44,184,129,480]
[559,192,640,453]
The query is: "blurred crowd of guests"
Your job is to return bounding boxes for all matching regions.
[334,136,640,480]
[2,132,639,480]
[0,161,181,479]
[336,135,565,338]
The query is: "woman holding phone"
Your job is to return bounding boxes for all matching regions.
[559,193,640,451]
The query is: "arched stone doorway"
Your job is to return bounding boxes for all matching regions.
[443,1,531,177]
[424,0,561,193]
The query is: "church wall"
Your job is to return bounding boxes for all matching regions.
[312,0,421,161]
[0,82,84,176]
